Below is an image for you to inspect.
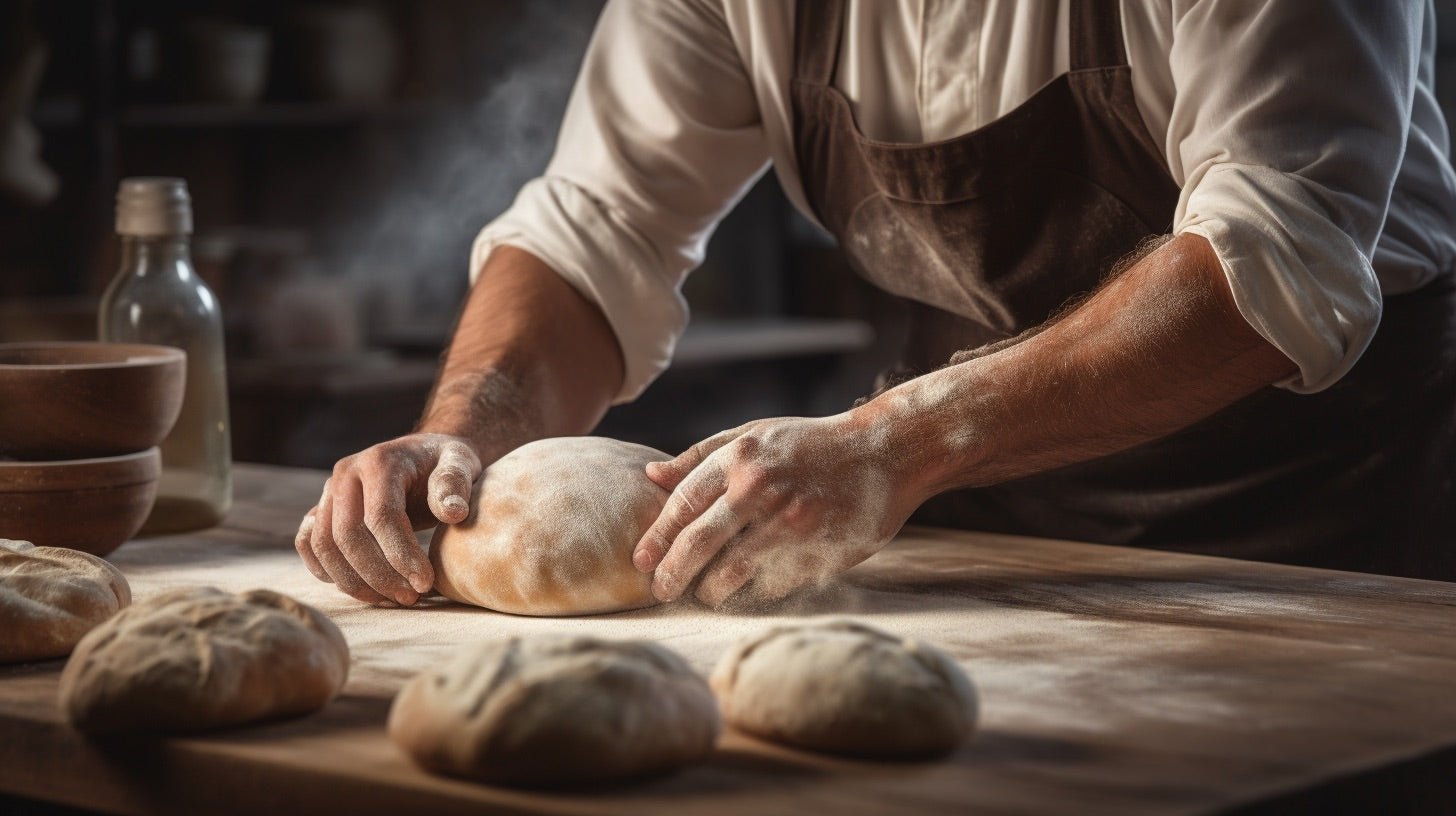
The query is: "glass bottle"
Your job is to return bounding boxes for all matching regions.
[99,177,232,532]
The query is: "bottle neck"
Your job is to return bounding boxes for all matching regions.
[119,234,192,277]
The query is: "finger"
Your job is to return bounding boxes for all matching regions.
[695,549,759,608]
[633,461,729,573]
[646,424,752,491]
[332,474,419,605]
[309,483,336,584]
[652,498,749,602]
[427,440,481,524]
[311,479,390,606]
[294,506,329,582]
[362,475,435,594]
[310,484,388,604]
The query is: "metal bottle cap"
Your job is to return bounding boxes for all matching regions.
[115,177,193,236]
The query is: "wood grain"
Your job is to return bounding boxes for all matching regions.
[0,342,184,460]
[1,464,1455,815]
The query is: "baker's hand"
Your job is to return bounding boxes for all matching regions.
[294,433,482,607]
[632,411,923,607]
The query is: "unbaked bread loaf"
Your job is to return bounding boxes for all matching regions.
[711,620,977,757]
[430,437,669,616]
[59,586,349,733]
[389,635,719,786]
[0,539,131,663]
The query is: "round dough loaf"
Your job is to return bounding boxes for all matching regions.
[430,437,669,616]
[0,539,131,663]
[711,620,977,757]
[59,586,349,733]
[389,635,719,786]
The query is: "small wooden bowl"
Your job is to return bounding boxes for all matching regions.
[0,449,160,556]
[0,342,185,460]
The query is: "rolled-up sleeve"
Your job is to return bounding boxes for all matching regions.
[1168,1,1424,393]
[471,0,768,403]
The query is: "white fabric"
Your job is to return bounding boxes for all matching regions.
[472,0,1456,401]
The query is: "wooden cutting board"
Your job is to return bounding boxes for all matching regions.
[2,463,1455,815]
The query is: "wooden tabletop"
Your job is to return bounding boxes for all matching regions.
[3,463,1456,815]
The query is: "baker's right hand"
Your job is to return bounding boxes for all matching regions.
[294,433,483,607]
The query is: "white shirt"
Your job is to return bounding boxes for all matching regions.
[473,0,1456,402]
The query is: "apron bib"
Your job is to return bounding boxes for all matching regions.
[791,0,1456,580]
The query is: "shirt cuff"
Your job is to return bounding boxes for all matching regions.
[1176,163,1384,394]
[470,177,689,404]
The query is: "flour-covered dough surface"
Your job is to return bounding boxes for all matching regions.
[712,620,978,757]
[430,437,669,616]
[0,539,131,663]
[389,635,719,786]
[59,586,349,733]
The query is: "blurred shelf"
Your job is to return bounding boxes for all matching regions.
[671,318,874,367]
[29,96,84,129]
[373,317,875,367]
[229,353,437,396]
[117,99,451,129]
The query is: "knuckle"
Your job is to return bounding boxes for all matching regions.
[331,457,356,479]
[644,529,673,556]
[430,463,467,487]
[736,462,775,495]
[782,498,826,532]
[720,556,753,583]
[664,492,697,523]
[357,447,390,472]
[361,506,392,534]
[335,574,370,597]
[309,519,333,551]
[677,527,713,556]
[332,520,368,553]
[378,436,410,454]
[446,440,480,465]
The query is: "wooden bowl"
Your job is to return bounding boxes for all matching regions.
[0,449,160,556]
[0,342,185,460]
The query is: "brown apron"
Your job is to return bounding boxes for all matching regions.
[792,0,1456,581]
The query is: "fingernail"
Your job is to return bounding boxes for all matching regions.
[409,573,432,593]
[632,548,653,572]
[442,495,468,516]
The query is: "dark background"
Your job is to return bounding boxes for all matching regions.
[2,0,1455,466]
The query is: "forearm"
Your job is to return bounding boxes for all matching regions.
[417,245,624,459]
[871,234,1298,497]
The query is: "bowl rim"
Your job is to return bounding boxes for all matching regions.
[0,341,185,371]
[0,447,162,492]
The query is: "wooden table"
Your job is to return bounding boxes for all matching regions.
[3,464,1456,815]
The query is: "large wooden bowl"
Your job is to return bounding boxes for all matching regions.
[0,449,160,556]
[0,342,185,460]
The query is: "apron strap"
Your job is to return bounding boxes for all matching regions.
[794,0,847,86]
[1070,0,1130,70]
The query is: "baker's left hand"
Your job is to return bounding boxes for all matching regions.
[632,410,925,607]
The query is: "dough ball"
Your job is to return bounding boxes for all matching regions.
[0,539,131,663]
[389,635,719,786]
[59,586,349,733]
[711,620,977,757]
[430,437,669,616]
